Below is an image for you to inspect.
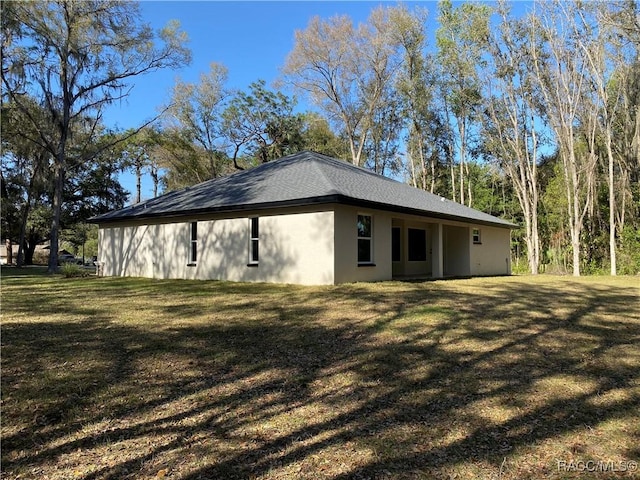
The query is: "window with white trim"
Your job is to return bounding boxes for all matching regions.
[189,221,197,264]
[249,217,259,264]
[472,228,481,244]
[357,214,373,264]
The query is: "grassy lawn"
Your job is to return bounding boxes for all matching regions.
[1,269,639,479]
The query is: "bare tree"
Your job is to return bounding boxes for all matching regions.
[616,62,640,236]
[531,0,598,276]
[166,62,231,177]
[282,7,403,167]
[483,3,543,274]
[391,5,442,192]
[436,0,492,207]
[577,1,640,275]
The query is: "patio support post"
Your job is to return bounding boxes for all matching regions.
[432,223,443,278]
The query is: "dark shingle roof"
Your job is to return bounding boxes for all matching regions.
[91,151,516,228]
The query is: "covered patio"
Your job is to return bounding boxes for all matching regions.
[391,218,502,279]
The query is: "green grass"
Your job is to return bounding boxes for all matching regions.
[1,267,639,479]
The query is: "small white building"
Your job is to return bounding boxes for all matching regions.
[91,152,515,285]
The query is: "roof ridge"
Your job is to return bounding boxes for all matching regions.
[306,153,342,195]
[90,150,516,229]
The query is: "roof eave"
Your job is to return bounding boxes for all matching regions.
[91,194,517,229]
[88,195,344,224]
[337,197,517,229]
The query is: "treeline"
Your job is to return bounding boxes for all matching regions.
[2,0,639,275]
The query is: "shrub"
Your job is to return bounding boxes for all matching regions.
[618,226,640,275]
[510,256,531,274]
[60,263,91,278]
[32,250,49,265]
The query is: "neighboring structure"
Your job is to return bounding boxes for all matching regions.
[90,151,516,285]
[0,243,74,266]
[0,242,11,265]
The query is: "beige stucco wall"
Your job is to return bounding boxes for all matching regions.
[443,225,471,276]
[99,209,335,285]
[98,204,512,285]
[469,225,512,276]
[334,206,393,284]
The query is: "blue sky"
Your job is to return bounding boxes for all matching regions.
[105,1,533,202]
[103,1,435,131]
[104,1,442,201]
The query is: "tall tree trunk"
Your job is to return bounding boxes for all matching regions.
[531,121,540,274]
[430,153,436,193]
[135,161,142,204]
[25,232,37,265]
[605,133,617,275]
[568,151,581,277]
[443,96,457,202]
[16,196,32,267]
[418,134,428,191]
[408,140,418,188]
[532,187,540,274]
[47,155,65,273]
[151,163,159,198]
[449,157,457,202]
[0,175,12,265]
[347,128,359,166]
[466,161,472,207]
[459,120,465,205]
[5,239,13,265]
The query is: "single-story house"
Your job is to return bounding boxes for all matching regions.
[90,151,516,285]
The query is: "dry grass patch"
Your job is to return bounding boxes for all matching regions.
[1,268,639,479]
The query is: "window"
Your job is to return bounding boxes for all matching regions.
[472,228,481,244]
[408,228,427,261]
[189,221,197,265]
[357,214,373,264]
[249,217,259,264]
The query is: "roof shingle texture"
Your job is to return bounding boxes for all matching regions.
[92,151,515,228]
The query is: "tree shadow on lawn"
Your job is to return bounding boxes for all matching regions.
[1,277,639,479]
